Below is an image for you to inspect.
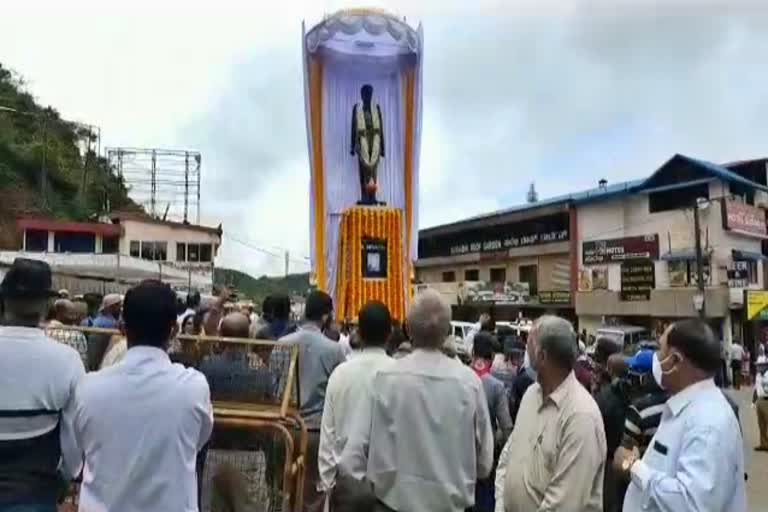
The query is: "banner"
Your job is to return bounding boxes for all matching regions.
[747,290,768,320]
[722,199,767,238]
[620,260,655,301]
[539,290,572,305]
[583,234,659,264]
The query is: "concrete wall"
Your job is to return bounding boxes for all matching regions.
[119,219,220,262]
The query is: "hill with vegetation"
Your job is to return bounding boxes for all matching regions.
[214,267,311,304]
[0,63,137,248]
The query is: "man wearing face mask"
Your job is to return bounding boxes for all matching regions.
[274,290,346,512]
[615,319,747,512]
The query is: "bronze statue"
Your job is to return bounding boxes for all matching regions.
[350,84,385,205]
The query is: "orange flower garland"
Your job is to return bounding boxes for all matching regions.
[335,207,406,322]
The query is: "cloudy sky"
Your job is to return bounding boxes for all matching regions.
[2,0,767,277]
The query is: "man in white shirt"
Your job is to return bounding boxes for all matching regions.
[615,319,747,512]
[71,280,213,512]
[319,301,393,511]
[0,259,85,511]
[730,341,745,390]
[754,356,768,451]
[340,289,494,512]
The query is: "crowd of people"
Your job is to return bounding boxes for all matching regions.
[0,256,753,512]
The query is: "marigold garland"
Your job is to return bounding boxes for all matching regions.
[335,207,406,322]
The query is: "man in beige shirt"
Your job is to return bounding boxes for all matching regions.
[495,315,606,512]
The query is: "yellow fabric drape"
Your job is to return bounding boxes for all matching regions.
[309,56,326,290]
[403,68,416,298]
[336,207,406,322]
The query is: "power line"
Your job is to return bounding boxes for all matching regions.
[223,233,310,266]
[224,230,311,261]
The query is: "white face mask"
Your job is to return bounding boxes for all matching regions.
[652,351,678,389]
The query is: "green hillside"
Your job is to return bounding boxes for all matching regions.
[214,267,311,304]
[0,63,136,248]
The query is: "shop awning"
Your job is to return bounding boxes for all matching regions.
[661,249,711,261]
[732,249,767,261]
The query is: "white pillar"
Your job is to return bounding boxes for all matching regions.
[95,234,103,254]
[47,231,54,252]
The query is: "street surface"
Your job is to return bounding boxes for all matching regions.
[732,387,768,508]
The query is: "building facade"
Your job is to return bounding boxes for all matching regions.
[415,154,768,352]
[0,213,222,294]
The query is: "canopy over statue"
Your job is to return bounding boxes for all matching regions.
[303,9,423,310]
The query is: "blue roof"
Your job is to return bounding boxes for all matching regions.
[422,153,768,232]
[645,154,768,193]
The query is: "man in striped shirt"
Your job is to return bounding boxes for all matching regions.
[621,350,669,455]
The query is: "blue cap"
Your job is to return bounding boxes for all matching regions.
[627,349,654,373]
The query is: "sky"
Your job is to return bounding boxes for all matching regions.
[2,0,768,277]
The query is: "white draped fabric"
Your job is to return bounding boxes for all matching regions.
[322,60,406,299]
[304,11,423,298]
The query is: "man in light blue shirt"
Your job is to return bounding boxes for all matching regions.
[615,319,747,512]
[274,290,346,512]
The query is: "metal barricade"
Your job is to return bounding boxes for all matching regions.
[43,327,307,512]
[184,335,306,512]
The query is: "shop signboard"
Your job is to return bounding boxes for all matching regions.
[583,234,660,264]
[418,213,570,259]
[746,290,768,320]
[538,290,572,305]
[723,199,768,238]
[463,281,530,304]
[727,261,750,288]
[620,260,655,301]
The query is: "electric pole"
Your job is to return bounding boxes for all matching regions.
[693,199,706,319]
[285,250,290,277]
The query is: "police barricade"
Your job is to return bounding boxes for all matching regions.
[44,327,306,512]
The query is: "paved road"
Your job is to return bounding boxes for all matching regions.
[733,387,768,508]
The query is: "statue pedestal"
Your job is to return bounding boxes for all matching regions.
[336,206,406,322]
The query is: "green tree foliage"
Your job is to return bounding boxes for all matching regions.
[214,267,311,305]
[0,63,135,220]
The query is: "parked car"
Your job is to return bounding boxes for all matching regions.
[595,325,651,351]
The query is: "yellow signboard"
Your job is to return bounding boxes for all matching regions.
[747,291,768,320]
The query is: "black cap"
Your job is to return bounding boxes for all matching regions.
[0,258,57,299]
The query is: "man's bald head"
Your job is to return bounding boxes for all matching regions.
[220,312,251,339]
[54,299,77,325]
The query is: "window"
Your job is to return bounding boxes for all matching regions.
[464,269,479,281]
[668,260,711,287]
[199,243,213,263]
[187,243,199,262]
[136,241,167,261]
[54,232,95,253]
[176,243,186,262]
[442,271,456,283]
[25,229,48,252]
[519,264,539,296]
[130,241,140,257]
[490,267,507,283]
[648,183,709,213]
[102,236,119,254]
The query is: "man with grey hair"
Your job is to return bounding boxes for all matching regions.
[495,315,606,512]
[340,289,494,511]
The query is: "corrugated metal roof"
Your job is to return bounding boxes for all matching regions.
[421,153,768,233]
[654,154,768,193]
